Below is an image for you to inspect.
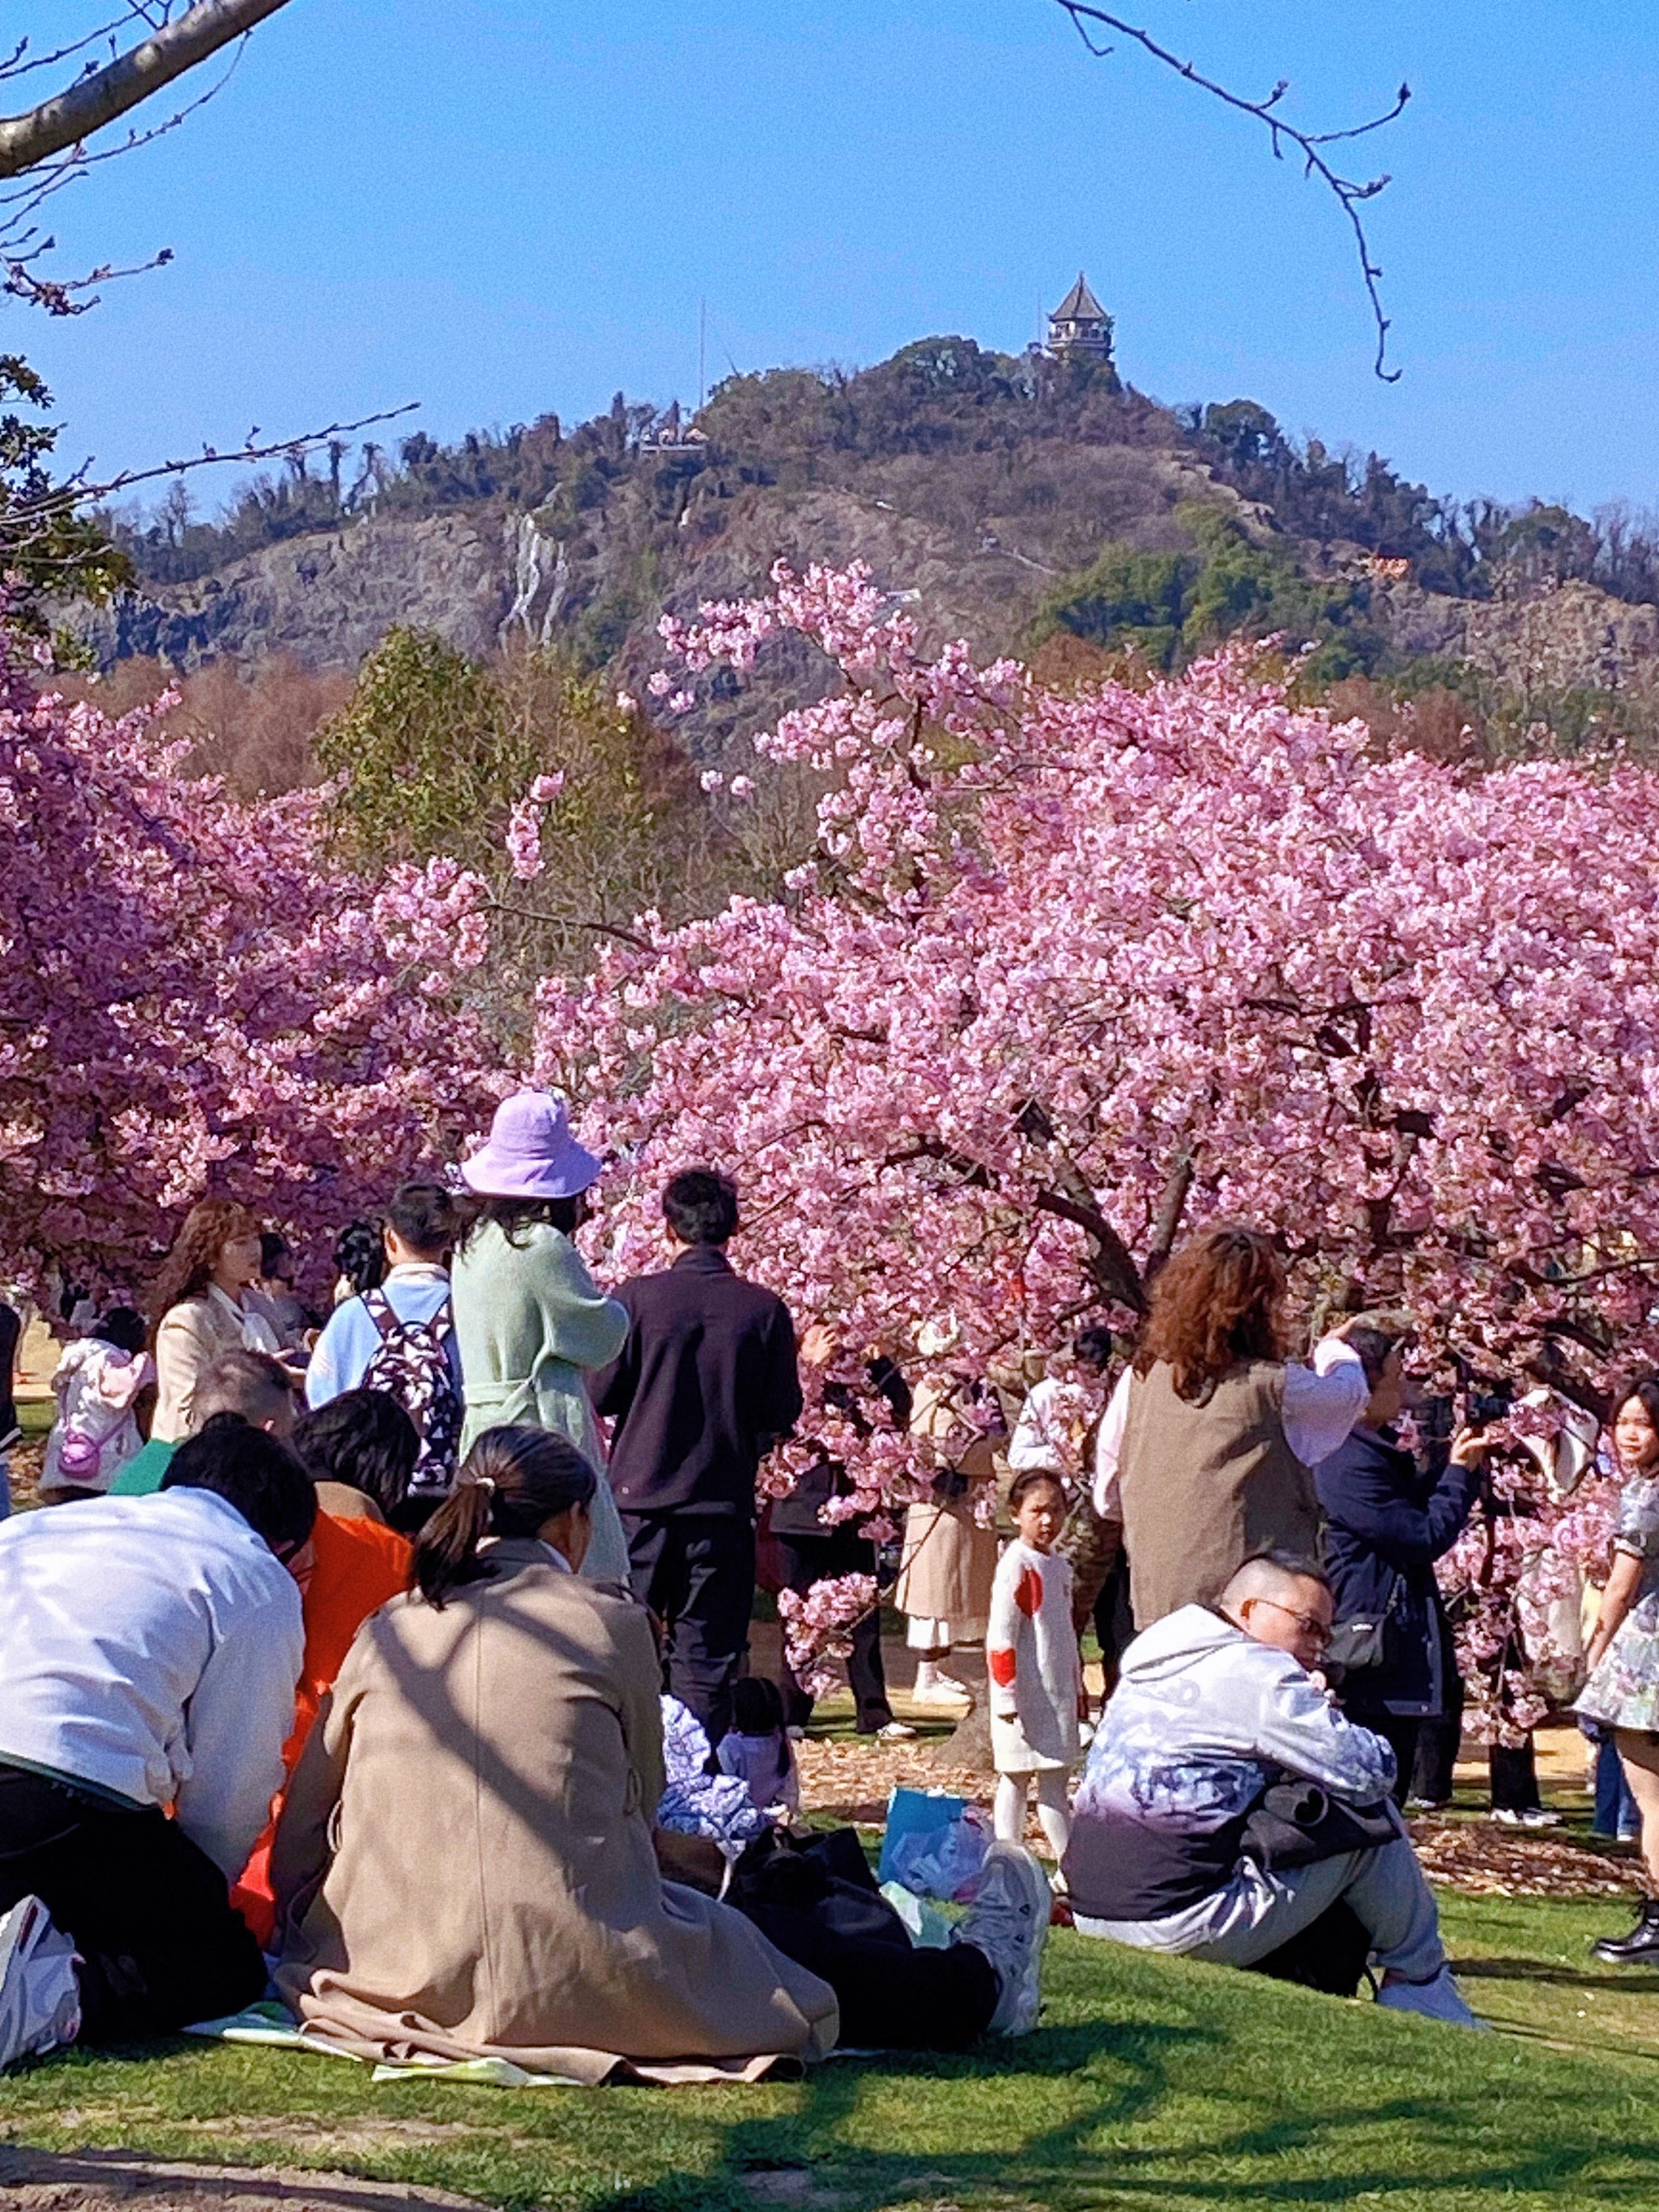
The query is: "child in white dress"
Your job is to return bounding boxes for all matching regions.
[987,1469,1081,1860]
[40,1309,152,1504]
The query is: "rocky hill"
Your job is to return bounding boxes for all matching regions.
[78,335,1659,761]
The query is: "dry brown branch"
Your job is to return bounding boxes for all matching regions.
[1051,2,1410,379]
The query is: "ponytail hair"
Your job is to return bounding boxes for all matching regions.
[413,1424,598,1608]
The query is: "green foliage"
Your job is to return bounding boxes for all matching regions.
[1034,505,1381,678]
[315,627,531,869]
[0,355,130,653]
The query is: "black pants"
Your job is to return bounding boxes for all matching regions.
[1351,1713,1421,1809]
[625,1511,755,1745]
[0,1764,265,2043]
[733,1829,999,2050]
[1489,1738,1541,1813]
[774,1530,892,1732]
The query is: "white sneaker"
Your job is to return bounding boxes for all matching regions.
[0,1895,81,2071]
[874,1719,918,1742]
[911,1675,973,1706]
[953,1841,1051,2035]
[1375,1966,1488,2031]
[785,1726,807,1743]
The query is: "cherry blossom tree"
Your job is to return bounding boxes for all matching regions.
[513,560,1659,1684]
[0,631,504,1300]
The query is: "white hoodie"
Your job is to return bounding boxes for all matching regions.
[1064,1603,1395,1923]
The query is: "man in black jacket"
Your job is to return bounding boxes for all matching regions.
[596,1170,802,1741]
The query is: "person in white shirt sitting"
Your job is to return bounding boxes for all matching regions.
[0,1419,313,2071]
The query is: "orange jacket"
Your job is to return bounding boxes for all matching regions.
[232,1510,412,1945]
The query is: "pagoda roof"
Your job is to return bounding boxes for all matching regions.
[1051,271,1107,322]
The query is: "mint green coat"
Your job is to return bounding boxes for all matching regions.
[450,1218,631,1582]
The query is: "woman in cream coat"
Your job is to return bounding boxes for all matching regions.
[149,1199,282,1441]
[272,1427,837,2082]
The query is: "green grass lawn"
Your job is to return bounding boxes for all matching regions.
[4,1894,1657,2212]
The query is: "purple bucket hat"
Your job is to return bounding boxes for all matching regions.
[461,1090,602,1202]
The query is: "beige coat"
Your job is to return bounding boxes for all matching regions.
[894,1375,999,1629]
[151,1288,276,1441]
[271,1539,838,2082]
[1117,1357,1319,1629]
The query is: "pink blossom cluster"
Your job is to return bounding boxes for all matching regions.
[776,1571,880,1699]
[0,637,508,1299]
[504,773,566,882]
[527,563,1659,1663]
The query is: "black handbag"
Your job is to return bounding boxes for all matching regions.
[1324,1574,1402,1676]
[1243,1780,1403,1871]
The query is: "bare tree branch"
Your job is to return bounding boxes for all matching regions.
[0,0,292,179]
[1051,3,1410,380]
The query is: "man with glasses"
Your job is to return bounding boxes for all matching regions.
[1063,1552,1481,2026]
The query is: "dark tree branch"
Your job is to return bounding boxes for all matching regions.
[1051,2,1410,380]
[0,0,292,178]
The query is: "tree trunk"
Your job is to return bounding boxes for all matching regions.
[926,1693,996,1773]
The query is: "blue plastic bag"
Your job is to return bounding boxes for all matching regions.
[876,1785,991,1901]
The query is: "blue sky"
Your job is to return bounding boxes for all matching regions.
[19,2,1659,518]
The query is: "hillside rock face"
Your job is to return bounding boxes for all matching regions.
[75,512,513,673]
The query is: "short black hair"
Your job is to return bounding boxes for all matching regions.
[335,1217,386,1296]
[97,1306,147,1356]
[259,1231,290,1275]
[1073,1325,1113,1372]
[663,1168,739,1246]
[1009,1467,1068,1513]
[730,1674,787,1736]
[386,1181,455,1258]
[293,1390,420,1520]
[163,1411,317,1555]
[194,1347,296,1428]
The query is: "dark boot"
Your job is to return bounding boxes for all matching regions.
[1593,1897,1659,1964]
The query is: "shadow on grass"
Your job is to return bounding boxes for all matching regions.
[1458,1956,1659,1993]
[576,2021,1659,2212]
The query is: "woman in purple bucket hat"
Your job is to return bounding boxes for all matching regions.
[450,1091,631,1582]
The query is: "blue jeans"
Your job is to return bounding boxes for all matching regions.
[0,1453,11,1518]
[1597,1733,1639,1837]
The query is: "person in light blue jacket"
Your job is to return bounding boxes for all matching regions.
[307,1183,461,1412]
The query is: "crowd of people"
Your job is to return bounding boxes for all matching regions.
[2,1108,1657,2077]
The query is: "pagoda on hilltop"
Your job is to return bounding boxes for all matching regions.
[1047,272,1114,363]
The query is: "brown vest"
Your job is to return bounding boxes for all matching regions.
[1118,1358,1320,1629]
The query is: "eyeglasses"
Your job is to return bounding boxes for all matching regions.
[1253,1596,1332,1651]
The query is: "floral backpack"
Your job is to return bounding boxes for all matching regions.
[359,1287,463,1498]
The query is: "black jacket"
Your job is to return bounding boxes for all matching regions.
[1316,1424,1480,1718]
[595,1247,802,1515]
[770,1360,911,1538]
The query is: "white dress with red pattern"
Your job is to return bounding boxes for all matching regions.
[987,1539,1081,1774]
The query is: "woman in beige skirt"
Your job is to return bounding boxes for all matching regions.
[897,1368,1001,1705]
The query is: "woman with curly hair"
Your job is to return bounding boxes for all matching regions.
[1092,1224,1367,1629]
[149,1199,282,1441]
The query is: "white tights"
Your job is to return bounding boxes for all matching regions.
[994,1769,1071,1857]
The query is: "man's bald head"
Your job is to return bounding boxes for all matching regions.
[1220,1553,1333,1670]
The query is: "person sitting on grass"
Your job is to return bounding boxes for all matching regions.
[0,1420,312,2072]
[109,1345,298,1496]
[291,1390,420,1525]
[1063,1552,1483,2028]
[273,1425,1051,2079]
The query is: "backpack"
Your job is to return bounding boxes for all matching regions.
[359,1286,462,1497]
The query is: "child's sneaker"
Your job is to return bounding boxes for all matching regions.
[0,1895,81,2071]
[953,1841,1050,2035]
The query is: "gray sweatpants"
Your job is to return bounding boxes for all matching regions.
[1075,1837,1445,1982]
